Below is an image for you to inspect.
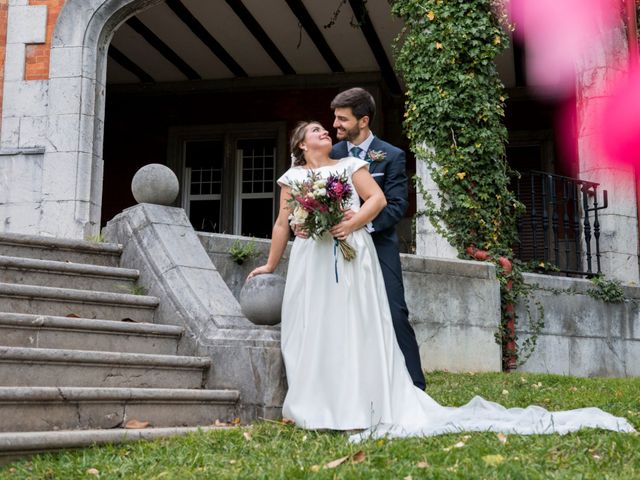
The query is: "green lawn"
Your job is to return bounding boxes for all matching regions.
[2,372,639,479]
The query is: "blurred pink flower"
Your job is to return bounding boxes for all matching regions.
[509,0,621,97]
[596,65,640,167]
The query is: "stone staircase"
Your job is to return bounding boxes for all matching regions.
[0,233,239,463]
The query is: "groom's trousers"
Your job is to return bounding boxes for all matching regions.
[373,234,426,391]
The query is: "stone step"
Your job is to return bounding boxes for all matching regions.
[0,426,230,465]
[0,255,139,293]
[0,347,210,389]
[0,312,182,354]
[0,233,122,267]
[0,282,159,322]
[0,387,239,432]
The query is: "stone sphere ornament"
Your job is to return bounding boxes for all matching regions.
[239,273,285,325]
[131,163,179,205]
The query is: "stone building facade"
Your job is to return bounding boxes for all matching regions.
[0,0,638,283]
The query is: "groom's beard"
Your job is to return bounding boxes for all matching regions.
[342,124,361,143]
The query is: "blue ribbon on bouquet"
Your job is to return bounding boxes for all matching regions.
[333,238,339,283]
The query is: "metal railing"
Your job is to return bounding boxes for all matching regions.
[514,170,608,276]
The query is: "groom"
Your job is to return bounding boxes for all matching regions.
[329,87,426,390]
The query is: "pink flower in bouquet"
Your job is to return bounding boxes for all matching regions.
[326,175,352,200]
[287,170,356,261]
[297,196,327,213]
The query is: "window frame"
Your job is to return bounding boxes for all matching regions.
[167,122,287,234]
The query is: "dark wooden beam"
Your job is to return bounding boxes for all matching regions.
[284,0,343,73]
[126,16,201,81]
[108,45,155,83]
[348,0,401,94]
[224,0,295,75]
[165,0,247,77]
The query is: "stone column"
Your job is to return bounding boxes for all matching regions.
[575,25,640,283]
[414,152,460,259]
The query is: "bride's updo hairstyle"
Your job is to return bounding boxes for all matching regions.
[289,120,316,167]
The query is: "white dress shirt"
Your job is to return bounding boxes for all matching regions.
[347,132,375,160]
[347,132,377,233]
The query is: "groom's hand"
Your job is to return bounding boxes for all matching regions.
[341,208,355,222]
[330,208,358,240]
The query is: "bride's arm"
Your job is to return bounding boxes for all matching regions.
[330,168,387,240]
[247,186,292,279]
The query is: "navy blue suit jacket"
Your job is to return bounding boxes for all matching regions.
[330,137,409,245]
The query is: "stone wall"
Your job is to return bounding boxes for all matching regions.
[197,232,503,374]
[199,232,640,378]
[516,273,640,377]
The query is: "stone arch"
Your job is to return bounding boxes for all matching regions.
[47,0,164,236]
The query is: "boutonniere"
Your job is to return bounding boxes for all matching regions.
[367,150,387,162]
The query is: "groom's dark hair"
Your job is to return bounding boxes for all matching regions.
[331,87,376,123]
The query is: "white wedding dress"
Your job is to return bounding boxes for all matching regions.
[277,157,635,440]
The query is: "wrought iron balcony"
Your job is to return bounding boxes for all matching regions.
[514,170,608,276]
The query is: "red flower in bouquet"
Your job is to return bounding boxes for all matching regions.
[288,170,356,261]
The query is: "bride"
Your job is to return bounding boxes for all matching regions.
[247,121,635,439]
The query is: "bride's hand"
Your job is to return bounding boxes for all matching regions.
[247,265,273,280]
[291,223,309,239]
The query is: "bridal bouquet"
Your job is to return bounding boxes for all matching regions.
[288,171,356,261]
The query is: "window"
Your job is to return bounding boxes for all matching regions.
[168,123,286,237]
[235,139,276,237]
[184,140,223,232]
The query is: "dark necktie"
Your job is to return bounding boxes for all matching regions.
[349,146,363,159]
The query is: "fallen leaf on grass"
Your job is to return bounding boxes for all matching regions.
[443,441,466,452]
[124,419,149,429]
[416,461,430,468]
[351,450,366,464]
[231,417,241,425]
[86,467,100,476]
[213,419,229,426]
[497,433,508,444]
[589,448,603,460]
[243,431,252,441]
[318,451,367,470]
[324,455,350,469]
[281,418,295,425]
[482,454,505,466]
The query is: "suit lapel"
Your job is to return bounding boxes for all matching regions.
[366,137,384,173]
[334,141,348,159]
